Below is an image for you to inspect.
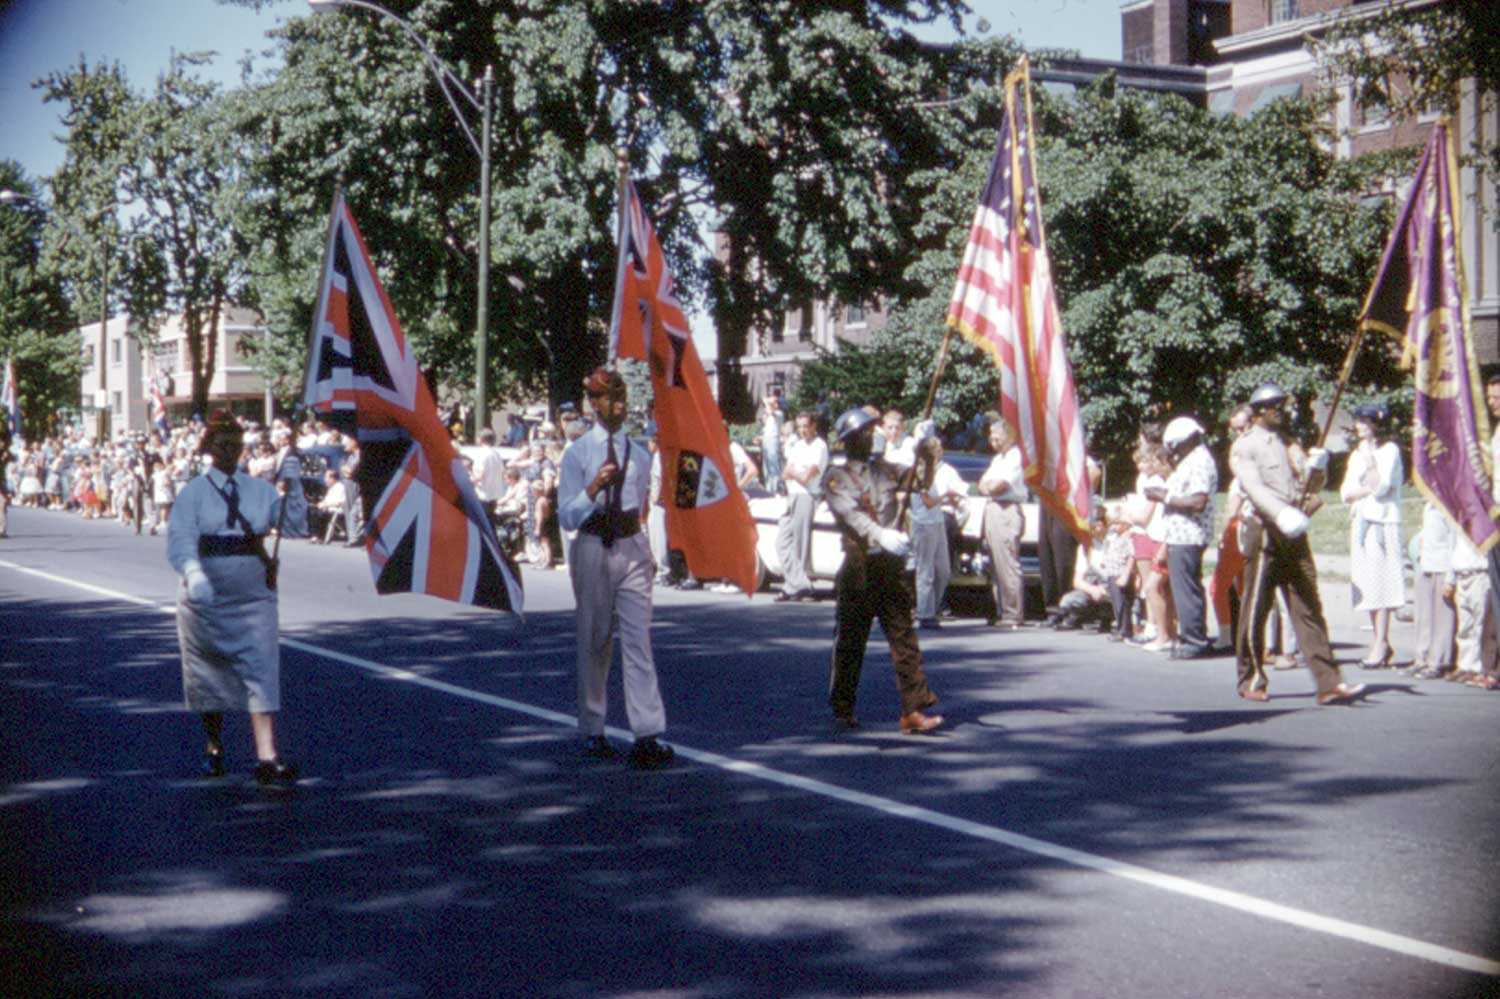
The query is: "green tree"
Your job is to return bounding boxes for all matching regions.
[1314,0,1500,175]
[795,77,1402,464]
[222,0,978,423]
[0,163,81,440]
[42,55,252,419]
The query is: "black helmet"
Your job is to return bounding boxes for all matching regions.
[1249,383,1288,410]
[834,407,878,442]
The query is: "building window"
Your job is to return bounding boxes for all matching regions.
[846,303,867,327]
[1268,0,1298,24]
[112,391,123,415]
[771,371,787,398]
[1354,81,1389,130]
[782,303,811,343]
[111,339,122,364]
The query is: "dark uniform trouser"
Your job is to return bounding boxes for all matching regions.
[829,550,938,718]
[1235,518,1342,696]
[1038,508,1078,608]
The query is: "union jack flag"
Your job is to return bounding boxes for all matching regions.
[302,191,522,613]
[946,56,1091,542]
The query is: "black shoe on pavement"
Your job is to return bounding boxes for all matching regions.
[252,759,299,787]
[919,618,942,630]
[202,750,225,778]
[677,579,702,591]
[583,735,618,759]
[1170,644,1217,660]
[628,736,674,770]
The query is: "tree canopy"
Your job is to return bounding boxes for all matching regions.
[0,162,79,440]
[791,78,1402,466]
[226,0,978,417]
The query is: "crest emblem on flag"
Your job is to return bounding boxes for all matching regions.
[672,451,731,509]
[301,191,522,613]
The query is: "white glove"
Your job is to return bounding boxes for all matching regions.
[1274,506,1310,538]
[877,528,911,558]
[1307,447,1329,472]
[184,566,215,603]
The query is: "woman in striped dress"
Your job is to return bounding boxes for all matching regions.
[1339,403,1404,667]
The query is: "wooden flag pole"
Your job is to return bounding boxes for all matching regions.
[895,324,957,524]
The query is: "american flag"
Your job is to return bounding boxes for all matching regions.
[609,176,759,594]
[302,191,522,613]
[946,56,1091,541]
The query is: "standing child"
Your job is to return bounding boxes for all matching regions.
[1409,502,1455,678]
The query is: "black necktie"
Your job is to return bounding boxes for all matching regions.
[602,435,620,546]
[223,475,241,532]
[606,434,621,513]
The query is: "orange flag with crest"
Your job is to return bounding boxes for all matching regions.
[608,177,759,594]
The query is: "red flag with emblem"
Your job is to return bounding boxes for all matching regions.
[609,177,759,594]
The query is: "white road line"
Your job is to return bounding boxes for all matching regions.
[5,557,1498,978]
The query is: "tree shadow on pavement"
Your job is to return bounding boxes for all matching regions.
[0,595,1495,998]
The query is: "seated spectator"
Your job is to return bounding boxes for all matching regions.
[309,469,348,543]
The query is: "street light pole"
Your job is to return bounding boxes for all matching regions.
[308,0,495,438]
[0,189,112,442]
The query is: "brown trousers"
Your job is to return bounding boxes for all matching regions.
[829,549,938,717]
[1235,519,1343,696]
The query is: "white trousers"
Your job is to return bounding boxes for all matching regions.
[569,532,665,738]
[911,518,951,621]
[1454,571,1490,673]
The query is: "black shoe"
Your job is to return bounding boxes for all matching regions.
[919,618,942,630]
[628,736,674,770]
[583,735,618,759]
[252,759,299,786]
[202,749,225,778]
[677,579,702,591]
[1170,644,1216,660]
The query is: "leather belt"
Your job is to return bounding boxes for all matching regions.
[198,535,261,558]
[580,508,641,546]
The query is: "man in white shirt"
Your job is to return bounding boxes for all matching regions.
[310,469,347,543]
[1149,417,1218,659]
[470,427,508,510]
[979,419,1027,629]
[760,393,784,494]
[775,411,829,601]
[878,409,915,469]
[558,367,672,769]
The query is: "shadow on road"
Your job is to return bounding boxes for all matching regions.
[0,594,1493,997]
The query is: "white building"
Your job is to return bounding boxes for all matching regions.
[77,306,271,437]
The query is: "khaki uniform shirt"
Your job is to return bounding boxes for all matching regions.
[1229,424,1300,521]
[825,459,902,552]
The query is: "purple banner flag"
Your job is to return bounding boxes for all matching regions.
[1360,122,1498,553]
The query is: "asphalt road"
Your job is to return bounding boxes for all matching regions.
[1,505,1497,998]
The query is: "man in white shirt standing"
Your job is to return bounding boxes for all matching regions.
[1149,417,1218,659]
[760,393,784,495]
[979,419,1028,629]
[470,427,508,512]
[558,368,672,769]
[878,409,916,469]
[775,411,829,602]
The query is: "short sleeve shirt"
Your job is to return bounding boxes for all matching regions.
[1161,444,1217,546]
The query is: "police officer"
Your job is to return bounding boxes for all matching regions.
[1229,383,1365,705]
[823,407,943,734]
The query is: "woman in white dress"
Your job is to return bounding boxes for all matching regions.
[1339,403,1404,667]
[167,410,296,785]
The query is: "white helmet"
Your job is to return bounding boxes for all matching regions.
[1162,416,1205,450]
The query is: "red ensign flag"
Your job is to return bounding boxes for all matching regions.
[609,177,759,594]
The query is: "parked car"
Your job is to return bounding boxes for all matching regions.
[745,451,1041,613]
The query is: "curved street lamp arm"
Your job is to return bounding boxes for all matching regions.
[309,0,484,159]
